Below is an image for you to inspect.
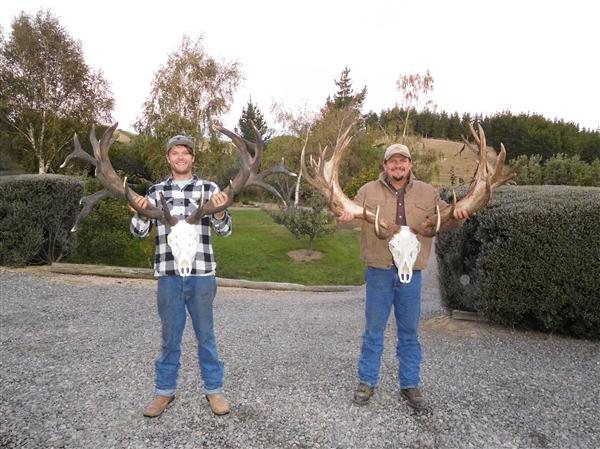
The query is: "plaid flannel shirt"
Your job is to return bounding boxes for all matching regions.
[130,175,232,276]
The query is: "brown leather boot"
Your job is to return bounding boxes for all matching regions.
[143,395,175,417]
[401,388,428,411]
[206,393,230,415]
[353,383,375,405]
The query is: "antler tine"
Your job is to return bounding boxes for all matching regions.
[123,177,172,224]
[70,189,113,232]
[300,139,319,188]
[476,123,487,152]
[490,143,518,189]
[460,133,480,156]
[327,125,354,186]
[94,123,128,198]
[89,125,101,161]
[468,122,482,146]
[60,133,97,168]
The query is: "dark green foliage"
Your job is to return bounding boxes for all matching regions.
[326,66,367,112]
[0,174,83,265]
[369,109,600,164]
[66,198,154,268]
[344,167,380,199]
[510,154,600,186]
[436,185,600,339]
[236,98,271,143]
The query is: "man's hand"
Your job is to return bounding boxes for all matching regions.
[453,208,475,220]
[336,210,354,224]
[212,192,228,220]
[129,196,150,221]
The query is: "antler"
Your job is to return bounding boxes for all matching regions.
[61,122,263,229]
[60,123,153,231]
[416,123,517,236]
[182,123,263,224]
[300,123,398,239]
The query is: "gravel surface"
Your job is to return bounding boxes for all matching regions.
[1,262,599,449]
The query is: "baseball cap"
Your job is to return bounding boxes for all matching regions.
[166,135,195,153]
[384,143,411,161]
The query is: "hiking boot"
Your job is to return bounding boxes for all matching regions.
[353,383,375,405]
[206,393,230,415]
[143,395,175,417]
[401,388,428,411]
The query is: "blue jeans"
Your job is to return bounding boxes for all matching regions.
[358,266,422,389]
[154,275,224,396]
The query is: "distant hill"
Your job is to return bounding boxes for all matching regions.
[114,129,135,144]
[423,138,501,187]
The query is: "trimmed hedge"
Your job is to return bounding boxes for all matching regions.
[436,185,600,340]
[0,174,84,265]
[65,198,154,268]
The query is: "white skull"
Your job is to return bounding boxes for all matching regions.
[166,221,200,277]
[388,226,421,283]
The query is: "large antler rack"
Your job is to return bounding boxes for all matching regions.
[300,122,517,240]
[61,122,264,230]
[300,123,399,239]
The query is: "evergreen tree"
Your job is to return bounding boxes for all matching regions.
[236,98,270,143]
[325,66,367,112]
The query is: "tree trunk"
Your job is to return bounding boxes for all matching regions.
[308,237,314,254]
[402,109,411,137]
[38,158,47,174]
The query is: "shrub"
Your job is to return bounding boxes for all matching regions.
[0,174,83,265]
[510,154,600,186]
[436,185,600,339]
[66,198,154,268]
[343,167,380,199]
[265,197,336,252]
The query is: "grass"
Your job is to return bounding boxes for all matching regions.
[212,209,364,285]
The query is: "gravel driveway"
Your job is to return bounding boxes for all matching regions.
[1,262,598,449]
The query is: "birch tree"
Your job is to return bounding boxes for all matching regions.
[0,10,113,173]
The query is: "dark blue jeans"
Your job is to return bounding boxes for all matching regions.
[155,275,224,396]
[358,266,422,389]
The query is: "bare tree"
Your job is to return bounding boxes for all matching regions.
[396,70,435,137]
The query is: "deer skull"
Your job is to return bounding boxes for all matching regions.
[166,221,200,277]
[388,226,421,283]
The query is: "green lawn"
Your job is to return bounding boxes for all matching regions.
[212,209,364,285]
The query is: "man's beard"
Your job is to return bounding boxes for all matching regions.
[391,174,405,182]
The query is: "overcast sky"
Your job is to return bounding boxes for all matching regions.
[2,0,599,133]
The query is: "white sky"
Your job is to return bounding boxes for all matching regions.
[2,0,599,133]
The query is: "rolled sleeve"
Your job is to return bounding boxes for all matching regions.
[130,213,152,237]
[211,211,232,236]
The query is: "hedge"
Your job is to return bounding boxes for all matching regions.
[0,174,84,265]
[436,185,600,340]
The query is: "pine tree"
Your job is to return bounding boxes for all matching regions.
[325,66,367,112]
[236,98,270,143]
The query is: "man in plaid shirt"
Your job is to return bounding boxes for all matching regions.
[130,134,232,418]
